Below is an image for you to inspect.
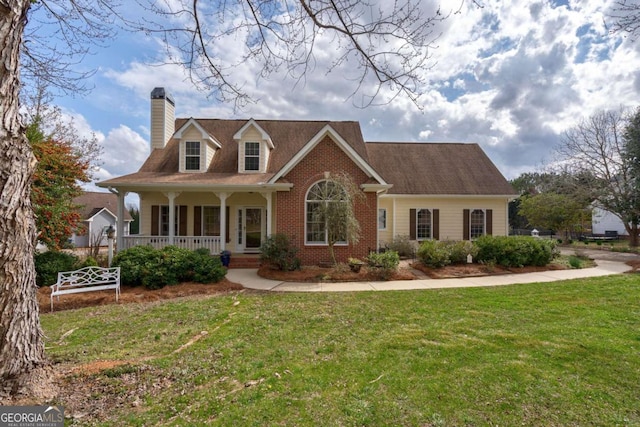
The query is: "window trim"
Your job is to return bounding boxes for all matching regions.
[416,208,433,241]
[304,180,348,246]
[469,208,486,239]
[244,141,260,172]
[159,205,181,236]
[185,141,201,171]
[378,208,387,231]
[200,205,221,236]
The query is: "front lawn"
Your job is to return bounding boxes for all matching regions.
[41,275,640,426]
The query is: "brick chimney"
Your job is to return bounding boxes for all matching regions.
[150,87,175,150]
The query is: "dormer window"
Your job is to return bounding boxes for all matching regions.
[234,119,274,173]
[174,118,221,173]
[185,141,201,170]
[244,142,260,171]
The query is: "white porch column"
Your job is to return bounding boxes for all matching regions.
[164,191,178,244]
[108,188,128,252]
[215,192,229,251]
[260,191,273,237]
[116,190,127,251]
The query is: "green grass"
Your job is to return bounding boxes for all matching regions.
[42,276,640,426]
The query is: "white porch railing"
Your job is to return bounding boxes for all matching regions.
[121,236,222,254]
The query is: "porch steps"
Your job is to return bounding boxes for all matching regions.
[228,255,262,269]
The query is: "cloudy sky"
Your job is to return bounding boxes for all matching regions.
[39,0,640,196]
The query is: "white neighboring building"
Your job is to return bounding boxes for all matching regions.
[592,207,628,236]
[70,192,133,247]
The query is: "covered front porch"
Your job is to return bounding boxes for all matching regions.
[102,183,291,257]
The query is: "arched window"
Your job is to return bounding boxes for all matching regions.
[305,180,347,245]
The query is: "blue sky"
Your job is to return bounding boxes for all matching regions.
[35,0,640,198]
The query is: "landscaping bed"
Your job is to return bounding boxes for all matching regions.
[258,264,417,282]
[38,279,243,313]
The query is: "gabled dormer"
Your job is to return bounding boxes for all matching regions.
[173,118,222,173]
[233,119,274,173]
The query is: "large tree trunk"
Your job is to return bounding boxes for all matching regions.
[0,0,51,400]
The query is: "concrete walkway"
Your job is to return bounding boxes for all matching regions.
[227,253,635,293]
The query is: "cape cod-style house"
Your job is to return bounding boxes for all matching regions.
[97,88,516,265]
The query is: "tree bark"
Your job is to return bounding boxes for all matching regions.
[627,223,639,247]
[0,0,51,400]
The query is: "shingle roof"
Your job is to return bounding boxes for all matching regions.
[73,192,134,221]
[365,142,516,195]
[99,118,515,196]
[102,119,368,186]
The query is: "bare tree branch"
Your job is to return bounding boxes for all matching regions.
[609,0,640,40]
[555,108,640,245]
[132,0,454,108]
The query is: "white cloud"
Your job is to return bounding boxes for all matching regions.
[54,0,640,184]
[96,125,149,179]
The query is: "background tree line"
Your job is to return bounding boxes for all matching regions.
[510,107,640,247]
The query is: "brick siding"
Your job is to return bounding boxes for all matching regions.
[275,135,377,265]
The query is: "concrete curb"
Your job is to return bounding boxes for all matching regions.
[225,259,633,293]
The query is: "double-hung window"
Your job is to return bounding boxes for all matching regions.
[185,141,201,171]
[202,206,221,236]
[416,209,432,240]
[245,142,260,171]
[470,209,485,239]
[159,205,181,236]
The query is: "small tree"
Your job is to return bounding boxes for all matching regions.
[557,109,640,246]
[310,173,365,266]
[28,119,90,250]
[519,193,586,242]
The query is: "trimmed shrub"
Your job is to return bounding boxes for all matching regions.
[80,256,99,268]
[568,255,583,269]
[157,246,196,282]
[366,250,400,279]
[474,235,558,267]
[112,245,158,286]
[260,233,301,271]
[34,251,79,287]
[417,240,451,268]
[386,235,417,258]
[112,245,226,289]
[193,253,226,283]
[446,240,478,264]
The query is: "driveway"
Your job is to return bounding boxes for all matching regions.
[561,247,640,263]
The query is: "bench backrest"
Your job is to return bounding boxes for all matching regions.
[56,266,120,289]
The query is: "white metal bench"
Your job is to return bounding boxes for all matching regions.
[50,266,121,311]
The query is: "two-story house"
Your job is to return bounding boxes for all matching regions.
[98,88,516,265]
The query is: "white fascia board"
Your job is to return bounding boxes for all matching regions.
[101,183,293,193]
[233,118,274,148]
[174,118,221,148]
[86,207,116,221]
[269,124,387,185]
[361,184,393,193]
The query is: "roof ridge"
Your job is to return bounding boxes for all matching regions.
[176,117,360,124]
[366,141,475,145]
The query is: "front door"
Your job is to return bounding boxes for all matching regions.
[241,207,263,252]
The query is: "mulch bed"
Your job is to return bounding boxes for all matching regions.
[258,265,417,282]
[39,279,244,313]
